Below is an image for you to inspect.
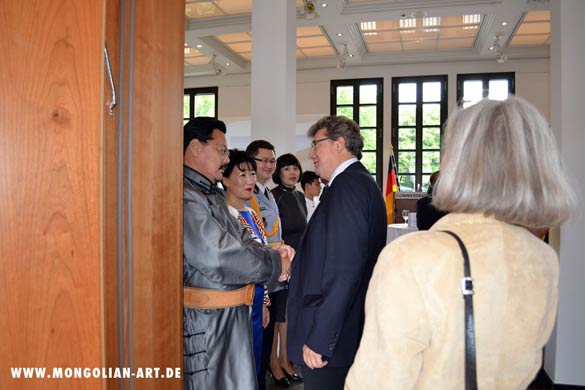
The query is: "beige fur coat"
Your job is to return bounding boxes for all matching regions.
[345,213,558,390]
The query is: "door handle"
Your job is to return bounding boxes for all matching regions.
[104,44,117,116]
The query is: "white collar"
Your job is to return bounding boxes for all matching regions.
[256,182,267,193]
[328,157,358,186]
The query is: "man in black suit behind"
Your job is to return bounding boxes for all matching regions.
[287,116,387,390]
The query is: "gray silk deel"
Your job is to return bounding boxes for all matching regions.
[183,166,282,390]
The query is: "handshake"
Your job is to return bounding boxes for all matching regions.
[271,243,295,282]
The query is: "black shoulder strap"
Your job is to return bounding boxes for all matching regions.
[442,230,478,390]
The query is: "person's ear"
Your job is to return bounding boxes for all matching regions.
[187,139,203,157]
[335,137,346,152]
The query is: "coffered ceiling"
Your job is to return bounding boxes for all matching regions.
[184,0,551,77]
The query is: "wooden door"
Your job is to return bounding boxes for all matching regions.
[0,0,104,388]
[0,0,184,388]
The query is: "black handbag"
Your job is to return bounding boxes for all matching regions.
[443,230,478,390]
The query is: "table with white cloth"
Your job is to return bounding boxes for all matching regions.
[387,223,418,244]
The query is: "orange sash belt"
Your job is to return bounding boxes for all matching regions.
[183,284,255,309]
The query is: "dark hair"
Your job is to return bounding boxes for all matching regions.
[222,149,257,179]
[307,115,363,159]
[428,171,440,195]
[246,140,275,157]
[301,171,320,190]
[272,153,302,185]
[184,117,227,153]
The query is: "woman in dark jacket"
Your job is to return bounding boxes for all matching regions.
[272,154,308,249]
[267,153,306,384]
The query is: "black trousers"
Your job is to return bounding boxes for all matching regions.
[257,313,275,390]
[301,365,350,390]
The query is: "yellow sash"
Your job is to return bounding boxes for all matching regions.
[249,195,280,238]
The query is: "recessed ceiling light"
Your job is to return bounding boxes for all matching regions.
[489,46,495,50]
[226,62,230,66]
[337,33,343,37]
[501,21,508,26]
[411,11,427,18]
[321,3,327,7]
[196,44,203,48]
[349,54,353,58]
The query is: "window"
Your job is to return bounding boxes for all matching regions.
[331,78,383,187]
[457,72,515,108]
[391,75,448,192]
[183,87,218,124]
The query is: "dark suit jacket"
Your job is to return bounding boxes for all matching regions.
[287,161,387,367]
[416,195,448,230]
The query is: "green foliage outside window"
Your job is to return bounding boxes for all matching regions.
[397,103,441,189]
[361,129,376,150]
[336,86,353,104]
[361,151,376,174]
[195,94,215,117]
[337,106,353,119]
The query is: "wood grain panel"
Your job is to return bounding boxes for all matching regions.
[0,0,103,388]
[103,0,122,388]
[130,0,184,388]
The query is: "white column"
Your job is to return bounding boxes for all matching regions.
[545,0,585,386]
[251,0,297,154]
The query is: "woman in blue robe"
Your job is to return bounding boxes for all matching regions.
[223,150,271,378]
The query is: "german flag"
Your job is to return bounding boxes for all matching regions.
[385,145,399,224]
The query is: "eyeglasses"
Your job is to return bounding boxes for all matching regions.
[205,141,229,157]
[310,137,331,150]
[253,157,276,165]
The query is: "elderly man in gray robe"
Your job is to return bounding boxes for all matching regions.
[182,117,294,390]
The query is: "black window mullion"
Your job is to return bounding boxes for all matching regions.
[190,94,195,119]
[415,81,423,191]
[456,72,515,106]
[392,75,447,192]
[331,78,383,188]
[184,87,218,120]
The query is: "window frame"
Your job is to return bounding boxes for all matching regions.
[183,86,219,121]
[456,72,515,107]
[391,75,448,192]
[330,78,384,188]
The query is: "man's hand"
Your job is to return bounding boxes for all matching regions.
[274,244,295,280]
[302,344,328,369]
[262,306,270,328]
[275,244,295,263]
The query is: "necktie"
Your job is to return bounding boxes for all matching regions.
[264,188,270,198]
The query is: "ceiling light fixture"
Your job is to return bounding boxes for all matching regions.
[303,0,319,20]
[321,3,327,7]
[209,54,224,76]
[225,62,230,66]
[492,33,508,64]
[196,44,203,48]
[337,32,343,37]
[501,21,508,26]
[337,44,350,70]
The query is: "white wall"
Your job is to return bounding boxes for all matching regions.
[185,58,549,178]
[545,0,585,386]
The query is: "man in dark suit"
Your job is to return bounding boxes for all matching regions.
[287,116,387,390]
